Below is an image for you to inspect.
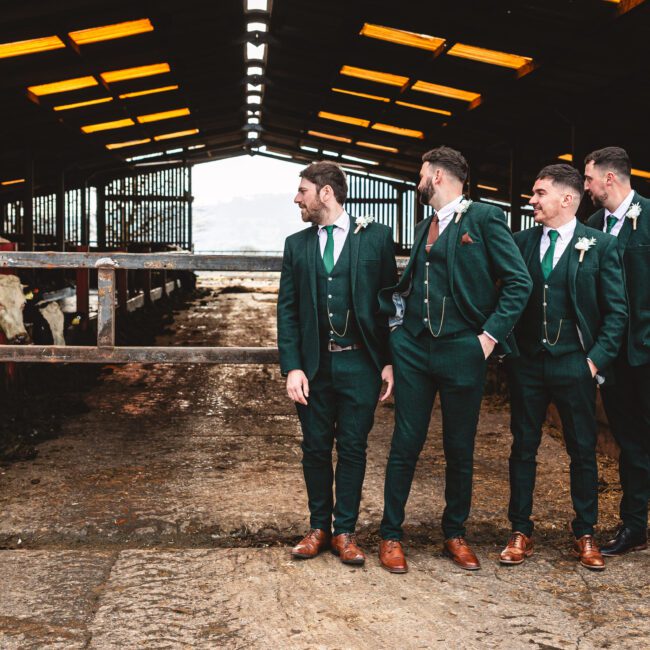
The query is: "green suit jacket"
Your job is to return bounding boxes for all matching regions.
[277,220,398,380]
[587,192,650,366]
[513,221,628,373]
[378,201,532,355]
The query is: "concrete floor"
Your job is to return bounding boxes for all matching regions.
[0,275,648,649]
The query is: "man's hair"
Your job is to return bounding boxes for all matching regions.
[584,146,631,179]
[299,161,348,204]
[421,146,468,184]
[536,163,584,200]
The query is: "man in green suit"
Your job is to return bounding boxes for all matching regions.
[277,161,397,566]
[501,164,627,571]
[584,147,649,556]
[377,146,532,573]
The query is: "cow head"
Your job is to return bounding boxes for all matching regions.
[0,275,30,343]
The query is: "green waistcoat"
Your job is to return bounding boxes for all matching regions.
[404,226,472,338]
[517,247,582,357]
[316,232,360,347]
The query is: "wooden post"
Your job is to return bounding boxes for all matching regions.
[74,245,90,330]
[23,158,34,251]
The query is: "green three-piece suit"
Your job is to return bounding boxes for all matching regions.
[377,200,532,540]
[587,192,650,535]
[506,221,627,537]
[277,216,397,534]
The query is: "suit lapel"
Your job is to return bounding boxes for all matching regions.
[567,221,585,307]
[400,214,432,287]
[349,226,360,296]
[445,207,463,292]
[306,225,319,310]
[524,227,543,268]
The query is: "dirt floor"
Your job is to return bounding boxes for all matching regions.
[0,273,648,649]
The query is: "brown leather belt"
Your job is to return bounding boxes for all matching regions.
[327,341,364,352]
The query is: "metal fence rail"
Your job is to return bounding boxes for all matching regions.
[0,252,409,364]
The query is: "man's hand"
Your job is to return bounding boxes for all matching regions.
[477,332,496,360]
[587,358,598,378]
[379,365,394,401]
[287,369,309,405]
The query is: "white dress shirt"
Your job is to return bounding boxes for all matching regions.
[540,218,577,268]
[603,189,635,237]
[317,211,349,265]
[434,195,464,236]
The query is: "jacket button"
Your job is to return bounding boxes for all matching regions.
[424,299,428,303]
[329,331,334,335]
[423,318,428,323]
[425,262,430,267]
[328,294,332,299]
[542,338,547,343]
[328,277,333,281]
[329,313,333,317]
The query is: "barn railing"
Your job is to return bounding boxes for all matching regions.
[0,252,409,364]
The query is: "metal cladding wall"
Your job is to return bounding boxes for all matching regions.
[0,165,192,251]
[345,170,433,251]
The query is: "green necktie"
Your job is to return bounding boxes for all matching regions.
[606,215,618,234]
[541,230,559,280]
[323,225,335,273]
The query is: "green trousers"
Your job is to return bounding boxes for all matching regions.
[296,347,382,535]
[506,350,598,538]
[600,357,650,533]
[380,326,487,540]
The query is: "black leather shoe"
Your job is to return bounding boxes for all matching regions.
[601,526,648,556]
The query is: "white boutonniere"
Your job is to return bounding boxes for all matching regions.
[354,214,374,234]
[575,236,597,262]
[626,202,642,231]
[454,198,473,224]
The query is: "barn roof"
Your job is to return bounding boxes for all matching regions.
[0,0,648,200]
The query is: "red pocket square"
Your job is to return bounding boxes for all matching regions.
[461,232,474,245]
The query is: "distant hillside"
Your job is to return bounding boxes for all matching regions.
[193,193,308,252]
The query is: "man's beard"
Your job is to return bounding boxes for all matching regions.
[588,190,607,208]
[299,198,327,224]
[419,180,434,206]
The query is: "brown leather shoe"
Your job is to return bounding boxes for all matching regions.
[443,537,481,570]
[572,534,605,570]
[291,529,331,559]
[499,532,534,565]
[378,539,408,574]
[331,533,365,565]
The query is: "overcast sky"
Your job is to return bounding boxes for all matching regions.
[191,154,309,252]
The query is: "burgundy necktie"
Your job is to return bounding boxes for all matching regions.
[425,213,440,251]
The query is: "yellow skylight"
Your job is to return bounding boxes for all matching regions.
[0,35,65,59]
[307,130,352,143]
[371,123,424,139]
[560,153,650,179]
[119,85,179,99]
[1,178,25,186]
[106,138,151,150]
[101,63,170,84]
[395,100,452,116]
[81,118,135,133]
[69,18,154,45]
[53,97,113,111]
[412,80,481,103]
[477,184,498,192]
[332,88,390,102]
[137,108,190,123]
[447,43,534,75]
[153,128,199,141]
[340,65,408,87]
[318,111,370,128]
[28,75,98,96]
[356,141,399,153]
[360,23,446,53]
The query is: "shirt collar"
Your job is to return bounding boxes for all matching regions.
[543,217,577,241]
[436,195,464,222]
[318,210,349,234]
[605,189,635,220]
